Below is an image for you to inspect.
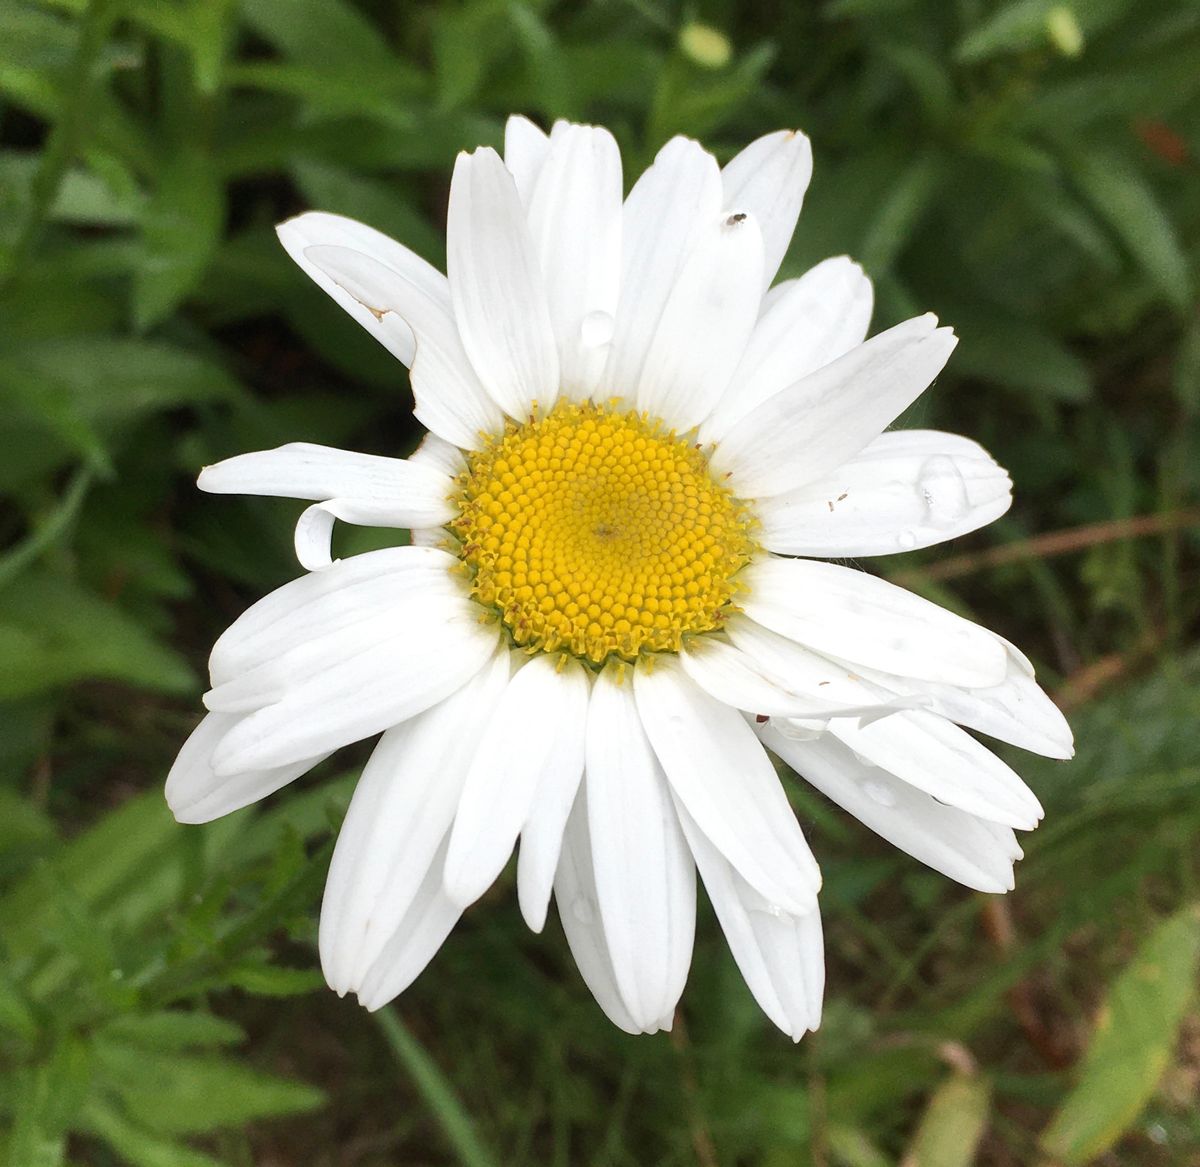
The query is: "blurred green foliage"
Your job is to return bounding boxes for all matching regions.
[0,0,1198,1163]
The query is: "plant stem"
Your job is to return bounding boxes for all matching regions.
[374,1006,500,1167]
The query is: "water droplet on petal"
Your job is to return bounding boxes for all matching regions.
[580,310,614,348]
[897,530,918,550]
[917,455,970,526]
[863,779,897,807]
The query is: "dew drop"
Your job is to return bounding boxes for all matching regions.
[863,779,897,807]
[897,530,918,550]
[917,455,971,526]
[580,310,614,348]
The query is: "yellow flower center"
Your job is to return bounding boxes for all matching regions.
[451,401,757,666]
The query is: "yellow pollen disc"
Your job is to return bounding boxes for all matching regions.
[451,400,758,665]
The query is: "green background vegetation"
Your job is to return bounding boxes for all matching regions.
[1,0,1199,1163]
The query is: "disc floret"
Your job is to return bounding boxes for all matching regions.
[451,400,757,665]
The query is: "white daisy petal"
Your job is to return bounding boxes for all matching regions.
[447,146,559,418]
[702,256,873,442]
[760,724,1021,892]
[598,136,723,401]
[756,430,1013,558]
[634,209,764,432]
[204,602,430,714]
[709,314,958,497]
[526,123,623,400]
[680,632,918,722]
[444,653,590,910]
[742,557,1009,688]
[320,648,510,994]
[845,648,1074,760]
[634,657,821,916]
[407,431,467,478]
[355,832,463,1011]
[516,660,590,933]
[720,129,813,291]
[292,504,338,572]
[504,114,551,205]
[554,790,644,1034]
[584,665,696,1029]
[199,442,455,527]
[817,708,1043,829]
[277,211,448,367]
[302,244,503,450]
[165,712,329,824]
[210,599,498,775]
[208,546,457,687]
[675,799,823,1040]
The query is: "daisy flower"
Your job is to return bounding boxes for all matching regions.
[166,116,1073,1039]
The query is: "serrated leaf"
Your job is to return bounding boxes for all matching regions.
[0,789,179,960]
[97,1011,245,1052]
[1070,151,1191,311]
[1040,905,1200,1163]
[93,1046,324,1135]
[903,1074,991,1167]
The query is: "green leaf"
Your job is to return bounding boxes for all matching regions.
[134,149,224,328]
[0,570,196,700]
[125,0,233,95]
[0,790,179,963]
[904,1074,991,1166]
[81,1099,229,1167]
[432,0,513,112]
[290,158,443,265]
[857,152,943,276]
[7,1038,93,1167]
[0,2,77,118]
[93,1046,324,1135]
[1040,905,1200,1163]
[956,0,1058,61]
[0,967,40,1043]
[239,0,393,67]
[1069,150,1191,311]
[947,304,1092,401]
[224,961,325,997]
[0,336,239,454]
[97,1011,245,1052]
